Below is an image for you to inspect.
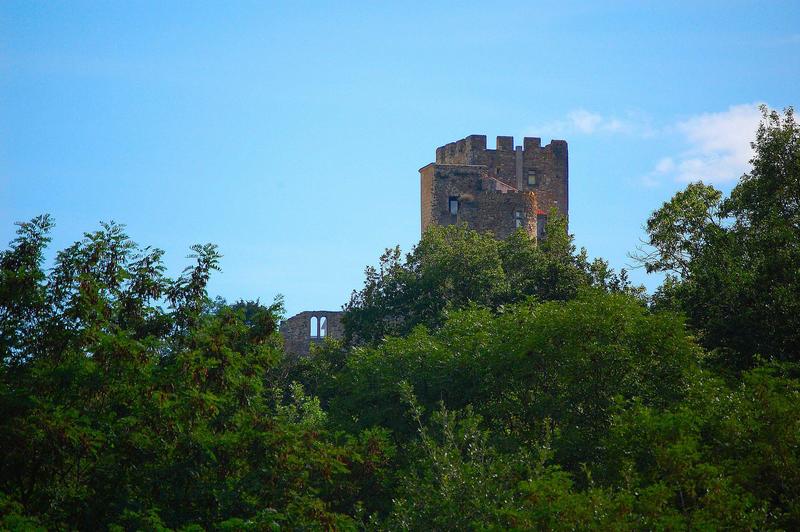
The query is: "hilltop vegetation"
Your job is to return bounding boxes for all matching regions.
[1,107,798,530]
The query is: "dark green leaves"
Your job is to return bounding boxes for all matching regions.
[637,107,800,369]
[0,218,381,529]
[344,213,640,346]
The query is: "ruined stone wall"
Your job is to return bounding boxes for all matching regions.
[422,163,538,239]
[432,134,568,218]
[524,138,568,218]
[279,310,344,358]
[422,164,484,234]
[460,189,537,239]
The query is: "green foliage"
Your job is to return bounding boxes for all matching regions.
[0,492,46,531]
[601,363,800,529]
[0,219,390,529]
[344,213,641,346]
[386,389,633,530]
[0,214,53,365]
[326,290,695,474]
[342,224,508,345]
[636,182,725,277]
[384,384,780,530]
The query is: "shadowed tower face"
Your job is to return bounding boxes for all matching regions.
[419,135,568,240]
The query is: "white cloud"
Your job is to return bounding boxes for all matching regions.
[655,157,675,173]
[568,110,603,133]
[641,103,764,186]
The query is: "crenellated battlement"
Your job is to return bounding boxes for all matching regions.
[435,135,568,166]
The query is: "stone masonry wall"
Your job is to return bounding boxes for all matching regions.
[280,310,344,358]
[461,190,537,238]
[421,163,538,239]
[420,164,435,233]
[432,134,568,218]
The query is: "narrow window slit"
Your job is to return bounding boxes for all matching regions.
[449,196,459,215]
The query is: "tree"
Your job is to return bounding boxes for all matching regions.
[635,183,725,278]
[637,106,800,369]
[0,217,391,529]
[329,290,695,469]
[344,212,640,346]
[601,363,800,529]
[0,215,53,365]
[342,224,508,345]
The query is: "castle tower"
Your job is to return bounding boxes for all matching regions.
[419,135,568,240]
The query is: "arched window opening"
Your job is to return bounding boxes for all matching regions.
[319,317,328,337]
[310,316,318,337]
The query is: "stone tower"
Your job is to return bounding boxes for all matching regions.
[419,135,568,239]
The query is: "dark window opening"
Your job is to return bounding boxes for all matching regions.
[537,214,548,240]
[448,196,459,215]
[514,210,524,228]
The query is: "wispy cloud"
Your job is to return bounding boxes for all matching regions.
[641,103,763,186]
[529,109,655,138]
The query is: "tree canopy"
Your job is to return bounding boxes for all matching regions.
[639,106,800,369]
[0,219,391,529]
[343,212,642,346]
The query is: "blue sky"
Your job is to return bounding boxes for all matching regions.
[2,1,798,317]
